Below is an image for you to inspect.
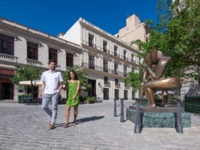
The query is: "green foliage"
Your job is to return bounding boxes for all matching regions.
[86,96,96,103]
[10,63,42,94]
[133,0,200,82]
[10,64,42,86]
[19,94,32,96]
[63,65,91,91]
[154,94,160,99]
[124,68,143,92]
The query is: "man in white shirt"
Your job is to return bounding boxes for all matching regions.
[41,60,63,129]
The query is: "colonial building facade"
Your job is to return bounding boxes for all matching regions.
[114,14,149,48]
[58,18,141,101]
[0,17,82,101]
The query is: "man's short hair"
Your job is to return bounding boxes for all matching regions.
[49,60,57,65]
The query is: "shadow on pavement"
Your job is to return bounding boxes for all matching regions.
[55,116,105,128]
[75,116,105,125]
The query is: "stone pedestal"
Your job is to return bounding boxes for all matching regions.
[126,107,191,128]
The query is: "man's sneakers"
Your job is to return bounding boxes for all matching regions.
[49,124,55,130]
[49,121,55,130]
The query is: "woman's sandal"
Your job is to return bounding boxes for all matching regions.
[72,121,76,126]
[63,123,68,127]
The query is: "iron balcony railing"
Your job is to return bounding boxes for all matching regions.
[82,41,139,65]
[82,62,124,76]
[115,83,120,88]
[104,81,110,87]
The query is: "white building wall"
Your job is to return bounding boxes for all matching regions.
[59,21,81,45]
[60,18,141,101]
[0,18,82,101]
[15,36,27,64]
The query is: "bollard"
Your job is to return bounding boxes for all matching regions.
[176,99,183,133]
[120,98,124,122]
[113,98,117,117]
[134,98,141,133]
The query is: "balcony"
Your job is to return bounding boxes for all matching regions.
[124,72,127,77]
[0,53,18,62]
[114,52,120,58]
[125,85,129,89]
[115,83,120,88]
[124,56,129,61]
[131,59,136,63]
[103,67,108,72]
[82,62,124,76]
[81,41,140,67]
[114,70,124,76]
[104,81,110,87]
[26,58,43,66]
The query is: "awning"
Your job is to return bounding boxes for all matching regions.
[19,80,42,86]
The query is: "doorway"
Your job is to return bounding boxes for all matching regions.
[0,82,13,100]
[88,79,96,97]
[115,89,119,100]
[103,88,109,100]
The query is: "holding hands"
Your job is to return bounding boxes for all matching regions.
[73,95,76,100]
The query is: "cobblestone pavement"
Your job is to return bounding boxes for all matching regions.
[0,101,200,150]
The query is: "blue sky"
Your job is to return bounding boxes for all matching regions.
[0,0,158,37]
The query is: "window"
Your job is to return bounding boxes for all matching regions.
[132,67,134,73]
[115,79,119,85]
[124,90,128,100]
[89,34,94,47]
[89,55,95,69]
[131,54,134,62]
[104,77,109,84]
[49,48,57,63]
[114,46,118,56]
[103,41,107,52]
[66,53,73,67]
[114,63,118,74]
[115,89,119,100]
[0,34,14,55]
[103,60,108,72]
[124,66,127,76]
[123,50,127,60]
[27,42,38,60]
[103,88,109,100]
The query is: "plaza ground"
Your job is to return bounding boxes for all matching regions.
[0,101,200,150]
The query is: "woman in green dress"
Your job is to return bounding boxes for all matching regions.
[63,70,80,127]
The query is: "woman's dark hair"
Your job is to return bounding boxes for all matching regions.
[68,70,79,80]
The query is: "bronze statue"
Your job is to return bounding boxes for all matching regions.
[139,48,182,107]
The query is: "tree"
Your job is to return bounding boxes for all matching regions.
[63,65,91,91]
[10,63,42,94]
[133,0,200,84]
[124,68,144,92]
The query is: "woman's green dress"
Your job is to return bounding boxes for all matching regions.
[66,81,79,107]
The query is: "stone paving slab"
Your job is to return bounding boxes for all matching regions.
[0,101,200,150]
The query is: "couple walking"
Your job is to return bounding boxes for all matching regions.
[41,60,80,129]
